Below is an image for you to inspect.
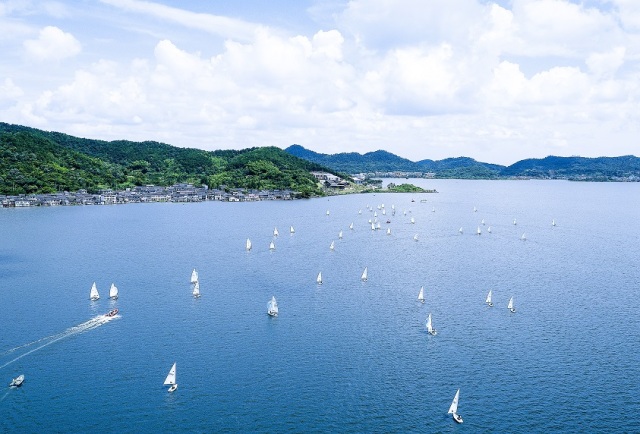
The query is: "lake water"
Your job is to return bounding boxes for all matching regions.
[1,179,639,433]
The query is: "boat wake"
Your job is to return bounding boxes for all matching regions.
[0,315,119,371]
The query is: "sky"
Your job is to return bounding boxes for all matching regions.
[1,0,639,165]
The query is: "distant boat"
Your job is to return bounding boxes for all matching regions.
[89,282,100,301]
[192,280,200,298]
[521,233,527,241]
[386,228,391,235]
[326,210,330,216]
[164,362,177,393]
[426,313,437,335]
[269,241,275,251]
[9,374,24,388]
[410,217,415,224]
[361,267,368,282]
[358,210,362,215]
[273,227,279,237]
[508,297,516,313]
[374,211,378,218]
[481,219,485,225]
[105,308,118,317]
[473,207,477,212]
[330,241,335,251]
[418,286,424,303]
[349,222,354,230]
[376,222,381,230]
[246,238,252,251]
[513,218,517,225]
[477,226,481,235]
[432,207,435,212]
[190,269,198,284]
[485,290,493,307]
[339,230,343,239]
[414,234,419,241]
[290,226,295,234]
[109,283,118,300]
[448,389,463,424]
[317,272,322,285]
[487,227,492,233]
[552,219,556,226]
[371,223,375,231]
[459,227,463,234]
[267,296,279,317]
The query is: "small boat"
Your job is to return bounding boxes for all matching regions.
[273,227,279,237]
[414,234,419,241]
[481,219,485,225]
[109,283,118,300]
[552,219,556,226]
[105,308,119,317]
[448,389,463,423]
[432,207,435,212]
[477,226,481,235]
[487,226,492,233]
[361,267,368,282]
[269,241,276,251]
[371,223,375,231]
[410,217,415,224]
[420,199,427,203]
[190,269,198,284]
[485,290,493,307]
[290,226,295,234]
[513,218,517,225]
[9,374,24,388]
[418,286,424,303]
[339,230,343,239]
[349,222,354,230]
[317,272,322,285]
[459,227,463,234]
[382,209,386,215]
[164,362,177,393]
[267,296,279,317]
[374,211,378,218]
[330,241,335,251]
[386,228,391,235]
[508,297,516,313]
[326,210,330,216]
[473,207,477,212]
[386,220,391,224]
[89,282,100,301]
[246,238,252,251]
[358,210,362,215]
[426,313,437,335]
[192,280,200,298]
[521,233,527,241]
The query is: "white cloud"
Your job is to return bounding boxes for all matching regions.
[23,26,81,62]
[586,47,626,78]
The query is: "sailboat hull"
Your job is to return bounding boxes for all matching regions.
[168,384,178,393]
[453,413,463,424]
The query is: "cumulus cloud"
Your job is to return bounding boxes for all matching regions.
[23,26,81,61]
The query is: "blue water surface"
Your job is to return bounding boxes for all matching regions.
[1,179,639,433]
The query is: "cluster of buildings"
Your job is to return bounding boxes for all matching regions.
[1,184,299,207]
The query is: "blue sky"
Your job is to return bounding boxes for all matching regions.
[1,0,639,165]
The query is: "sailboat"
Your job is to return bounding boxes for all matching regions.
[513,218,517,225]
[109,283,118,300]
[459,227,463,234]
[521,233,527,241]
[190,269,198,284]
[418,286,425,303]
[382,209,386,215]
[349,222,354,230]
[269,241,275,251]
[89,282,100,301]
[485,290,493,307]
[386,228,391,235]
[374,211,378,218]
[246,238,252,251]
[487,226,492,233]
[432,207,435,212]
[371,222,375,231]
[358,210,362,215]
[326,210,330,216]
[448,389,463,423]
[361,267,368,282]
[481,219,485,225]
[317,272,322,285]
[273,227,279,237]
[339,230,343,239]
[477,226,481,235]
[267,296,279,317]
[290,226,295,234]
[410,217,415,224]
[508,297,516,313]
[414,234,419,241]
[192,280,200,298]
[376,222,381,230]
[9,374,24,388]
[426,313,437,335]
[330,241,335,251]
[552,219,556,226]
[164,362,177,393]
[473,206,477,212]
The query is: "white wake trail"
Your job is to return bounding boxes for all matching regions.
[0,315,119,371]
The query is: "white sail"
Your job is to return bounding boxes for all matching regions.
[513,218,517,225]
[459,227,463,234]
[290,226,295,234]
[339,230,343,239]
[164,362,177,386]
[473,207,477,212]
[486,290,492,304]
[109,283,118,299]
[410,217,415,224]
[432,207,435,212]
[376,222,381,229]
[552,219,556,226]
[246,238,252,251]
[418,286,424,302]
[371,222,375,230]
[273,227,279,237]
[317,272,322,285]
[508,297,515,311]
[487,227,492,233]
[426,313,436,334]
[190,269,198,284]
[361,267,368,281]
[192,280,200,297]
[521,233,526,241]
[358,210,362,215]
[382,209,386,215]
[330,241,335,251]
[448,389,460,414]
[386,228,391,235]
[326,210,330,216]
[374,211,378,218]
[269,241,275,250]
[414,234,419,241]
[349,222,354,230]
[89,282,99,300]
[477,226,481,235]
[481,219,485,225]
[268,296,279,316]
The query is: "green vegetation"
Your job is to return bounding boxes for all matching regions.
[385,183,432,193]
[0,123,333,196]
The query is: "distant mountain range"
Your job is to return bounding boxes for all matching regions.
[285,145,640,181]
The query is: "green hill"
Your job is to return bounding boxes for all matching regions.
[0,123,331,196]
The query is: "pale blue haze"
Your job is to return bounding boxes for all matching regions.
[1,180,639,432]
